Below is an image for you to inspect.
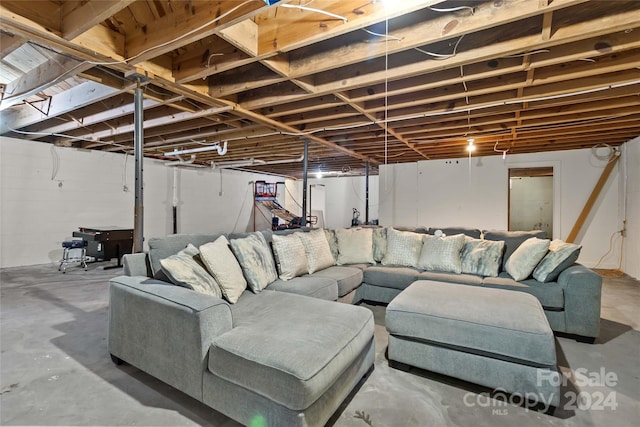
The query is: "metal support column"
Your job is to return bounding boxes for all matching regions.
[365,161,370,225]
[302,140,308,226]
[133,82,144,252]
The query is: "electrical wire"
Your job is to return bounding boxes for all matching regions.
[50,144,60,180]
[362,28,403,41]
[122,153,129,192]
[414,34,465,60]
[285,184,303,209]
[231,181,253,233]
[279,4,348,22]
[429,6,475,14]
[592,230,624,271]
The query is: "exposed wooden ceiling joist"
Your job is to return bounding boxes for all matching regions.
[0,0,638,178]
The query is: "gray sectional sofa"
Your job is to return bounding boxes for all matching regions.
[108,226,602,426]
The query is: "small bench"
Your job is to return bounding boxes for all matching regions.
[386,280,560,409]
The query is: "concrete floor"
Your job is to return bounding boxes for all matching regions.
[1,263,639,426]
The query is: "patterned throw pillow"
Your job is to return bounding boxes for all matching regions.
[159,244,223,298]
[382,228,424,267]
[271,233,309,280]
[296,229,335,273]
[229,232,278,293]
[533,239,582,282]
[199,236,247,304]
[417,234,465,273]
[460,237,504,277]
[324,229,339,261]
[335,228,375,265]
[504,237,550,281]
[372,227,388,262]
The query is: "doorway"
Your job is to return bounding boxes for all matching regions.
[508,167,554,237]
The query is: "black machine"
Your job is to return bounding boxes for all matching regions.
[351,208,361,227]
[72,226,133,269]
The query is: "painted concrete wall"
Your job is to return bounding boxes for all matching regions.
[622,137,640,279]
[0,137,277,268]
[379,148,633,271]
[2,136,637,276]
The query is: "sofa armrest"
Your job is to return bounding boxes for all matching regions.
[122,253,152,277]
[108,275,232,400]
[557,264,602,338]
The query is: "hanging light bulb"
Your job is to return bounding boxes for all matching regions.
[466,138,476,152]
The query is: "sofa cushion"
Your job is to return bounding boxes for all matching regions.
[229,232,278,293]
[460,237,504,277]
[310,266,363,297]
[335,228,375,265]
[372,227,387,262]
[209,291,374,410]
[200,236,248,304]
[533,239,582,283]
[482,274,564,309]
[159,244,222,298]
[148,233,224,281]
[382,228,423,267]
[267,276,338,301]
[364,265,420,290]
[505,237,550,281]
[484,229,548,269]
[416,234,465,273]
[272,233,309,281]
[418,270,483,286]
[297,229,335,274]
[427,227,481,239]
[323,229,339,262]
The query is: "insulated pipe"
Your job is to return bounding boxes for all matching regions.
[302,140,308,226]
[133,82,144,253]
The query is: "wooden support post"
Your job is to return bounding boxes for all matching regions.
[566,153,620,243]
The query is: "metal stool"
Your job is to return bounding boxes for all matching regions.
[59,240,88,273]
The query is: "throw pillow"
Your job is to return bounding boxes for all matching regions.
[324,229,339,262]
[159,244,223,298]
[382,228,424,267]
[296,229,335,274]
[148,233,223,281]
[271,233,309,280]
[484,229,548,270]
[417,234,465,273]
[229,232,278,293]
[504,237,550,281]
[335,228,375,265]
[199,236,247,304]
[533,239,582,282]
[460,237,504,277]
[372,227,388,262]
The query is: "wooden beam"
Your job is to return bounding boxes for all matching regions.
[287,0,589,77]
[541,11,553,41]
[1,53,94,109]
[0,31,25,57]
[0,81,132,134]
[566,152,621,243]
[125,1,269,64]
[62,0,136,40]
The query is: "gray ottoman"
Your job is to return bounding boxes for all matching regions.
[386,280,560,408]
